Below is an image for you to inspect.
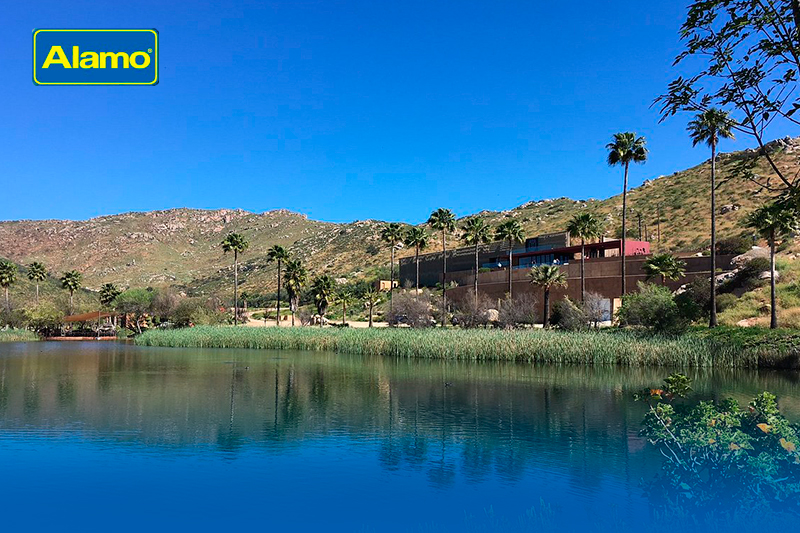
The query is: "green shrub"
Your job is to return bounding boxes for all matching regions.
[715,292,738,312]
[617,282,686,333]
[552,297,588,331]
[716,235,753,255]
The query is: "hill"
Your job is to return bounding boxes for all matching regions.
[1,136,799,303]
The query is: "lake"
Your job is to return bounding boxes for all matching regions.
[1,341,798,532]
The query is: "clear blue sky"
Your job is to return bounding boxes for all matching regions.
[2,1,771,224]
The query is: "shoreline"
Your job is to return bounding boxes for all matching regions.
[134,325,800,369]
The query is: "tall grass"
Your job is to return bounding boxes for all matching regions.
[0,329,39,342]
[134,326,780,368]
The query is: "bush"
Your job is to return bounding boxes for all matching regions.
[451,294,494,328]
[172,298,227,327]
[722,257,770,293]
[617,282,686,333]
[715,292,738,312]
[387,292,434,328]
[26,305,63,336]
[497,293,538,328]
[716,235,753,255]
[552,297,588,331]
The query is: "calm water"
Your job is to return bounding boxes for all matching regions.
[1,342,799,532]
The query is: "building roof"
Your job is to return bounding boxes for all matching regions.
[63,311,114,323]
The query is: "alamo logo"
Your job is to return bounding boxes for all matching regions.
[33,29,158,85]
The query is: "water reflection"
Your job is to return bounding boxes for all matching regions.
[0,341,798,531]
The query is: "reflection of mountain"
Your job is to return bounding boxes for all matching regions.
[1,342,799,493]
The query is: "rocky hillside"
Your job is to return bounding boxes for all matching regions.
[1,137,799,299]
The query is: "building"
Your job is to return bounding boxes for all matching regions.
[398,229,733,322]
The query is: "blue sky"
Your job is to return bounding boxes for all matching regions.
[3,1,787,224]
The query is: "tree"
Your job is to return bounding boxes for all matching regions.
[428,208,456,327]
[687,108,736,328]
[655,1,800,195]
[267,244,290,326]
[0,260,17,311]
[642,253,687,285]
[404,227,430,296]
[27,262,47,306]
[380,223,405,313]
[529,264,567,328]
[495,219,524,298]
[363,286,381,328]
[566,213,603,303]
[311,275,335,326]
[283,259,307,326]
[606,132,648,296]
[99,282,121,321]
[115,288,154,335]
[461,217,492,307]
[337,288,355,326]
[220,232,249,326]
[747,202,797,329]
[60,270,82,315]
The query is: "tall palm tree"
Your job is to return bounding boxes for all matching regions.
[404,227,430,296]
[380,223,405,313]
[428,208,456,327]
[220,232,249,326]
[642,253,686,285]
[283,259,307,326]
[687,108,736,328]
[606,132,648,296]
[60,270,82,315]
[747,203,797,329]
[460,217,492,307]
[529,264,567,328]
[0,260,17,312]
[566,213,603,302]
[27,262,47,306]
[495,219,524,298]
[311,275,335,326]
[267,245,290,326]
[99,283,121,308]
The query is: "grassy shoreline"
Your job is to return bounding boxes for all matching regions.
[0,329,39,342]
[135,325,800,368]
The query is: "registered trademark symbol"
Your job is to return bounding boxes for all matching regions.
[148,48,153,53]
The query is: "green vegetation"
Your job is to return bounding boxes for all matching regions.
[637,373,800,518]
[26,261,47,306]
[528,264,567,327]
[428,208,456,327]
[380,222,405,313]
[266,244,290,326]
[220,232,249,326]
[60,270,82,315]
[566,212,603,302]
[495,219,523,297]
[0,329,38,342]
[0,259,18,311]
[460,217,492,307]
[136,324,800,369]
[403,226,430,294]
[642,253,686,284]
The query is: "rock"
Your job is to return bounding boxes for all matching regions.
[719,204,740,214]
[732,247,769,267]
[737,318,760,327]
[484,309,500,322]
[759,270,780,281]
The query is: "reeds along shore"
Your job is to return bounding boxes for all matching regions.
[135,326,800,369]
[0,329,39,342]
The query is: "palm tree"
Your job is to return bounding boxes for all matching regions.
[642,253,686,285]
[428,208,456,327]
[747,203,797,329]
[311,275,335,326]
[529,264,567,328]
[363,286,380,327]
[60,270,82,315]
[220,232,249,326]
[404,227,430,296]
[27,262,47,305]
[283,259,307,326]
[461,217,492,307]
[337,288,354,326]
[99,283,121,308]
[267,244,290,326]
[606,132,648,296]
[566,213,603,302]
[380,223,404,313]
[0,260,17,311]
[495,219,524,298]
[687,108,736,328]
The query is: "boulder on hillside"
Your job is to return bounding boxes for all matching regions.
[732,247,769,267]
